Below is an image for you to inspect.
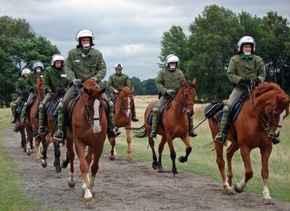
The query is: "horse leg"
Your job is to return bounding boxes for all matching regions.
[25,126,32,155]
[125,129,131,160]
[34,136,41,161]
[234,146,253,193]
[66,137,76,188]
[107,137,116,161]
[158,136,171,173]
[226,141,239,187]
[75,141,93,205]
[178,136,192,163]
[62,149,70,169]
[260,146,273,204]
[165,138,179,175]
[53,141,62,178]
[148,137,158,170]
[20,127,27,152]
[40,134,48,167]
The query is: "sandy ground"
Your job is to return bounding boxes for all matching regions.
[3,126,290,211]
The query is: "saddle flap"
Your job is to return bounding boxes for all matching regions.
[204,98,224,119]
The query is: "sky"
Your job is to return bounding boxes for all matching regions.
[1,0,289,80]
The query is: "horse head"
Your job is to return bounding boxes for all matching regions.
[174,78,197,117]
[55,84,66,97]
[82,79,106,106]
[36,77,45,101]
[253,82,290,136]
[118,86,135,118]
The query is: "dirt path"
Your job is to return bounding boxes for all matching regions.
[3,126,290,211]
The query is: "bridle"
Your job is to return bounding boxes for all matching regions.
[173,84,195,114]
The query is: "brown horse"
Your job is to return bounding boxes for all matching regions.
[131,79,197,175]
[39,85,66,177]
[64,79,107,205]
[107,86,135,160]
[208,82,290,204]
[24,77,45,160]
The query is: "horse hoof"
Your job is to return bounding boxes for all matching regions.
[178,156,187,163]
[61,161,68,169]
[234,184,242,193]
[84,196,94,206]
[152,162,158,170]
[110,156,115,161]
[41,159,47,167]
[68,180,76,188]
[26,149,31,155]
[263,197,273,205]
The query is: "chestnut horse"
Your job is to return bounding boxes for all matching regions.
[39,85,66,177]
[208,82,290,204]
[107,86,135,160]
[65,79,107,205]
[24,77,45,160]
[131,79,197,175]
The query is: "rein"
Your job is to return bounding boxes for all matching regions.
[173,85,194,113]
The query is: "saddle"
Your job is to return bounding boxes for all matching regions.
[146,99,174,126]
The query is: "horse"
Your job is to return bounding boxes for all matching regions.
[208,82,290,204]
[107,86,135,160]
[64,79,107,205]
[24,77,45,160]
[130,79,197,175]
[39,85,66,177]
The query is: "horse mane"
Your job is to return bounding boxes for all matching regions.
[253,82,284,98]
[36,77,44,90]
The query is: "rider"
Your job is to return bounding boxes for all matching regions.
[107,63,139,122]
[20,61,44,122]
[150,54,197,138]
[214,36,268,143]
[10,67,31,124]
[53,29,121,141]
[38,54,70,134]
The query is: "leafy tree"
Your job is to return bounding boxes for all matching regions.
[130,77,144,95]
[142,79,158,95]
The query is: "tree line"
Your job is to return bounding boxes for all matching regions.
[1,5,289,107]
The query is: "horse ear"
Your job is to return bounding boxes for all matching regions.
[131,86,135,92]
[192,78,197,86]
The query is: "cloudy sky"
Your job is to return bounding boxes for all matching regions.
[1,0,289,80]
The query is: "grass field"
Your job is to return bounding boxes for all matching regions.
[0,95,290,208]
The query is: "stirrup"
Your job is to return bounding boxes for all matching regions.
[54,130,63,141]
[189,130,197,137]
[38,126,45,134]
[150,131,157,138]
[215,132,225,143]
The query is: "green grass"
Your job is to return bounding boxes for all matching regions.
[0,108,43,211]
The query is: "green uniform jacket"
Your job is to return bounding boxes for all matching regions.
[155,67,185,96]
[26,72,43,92]
[65,48,106,82]
[227,54,266,90]
[15,77,27,93]
[43,66,70,93]
[107,73,130,93]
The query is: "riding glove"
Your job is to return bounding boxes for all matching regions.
[166,89,175,96]
[239,77,251,85]
[73,79,81,85]
[253,78,261,86]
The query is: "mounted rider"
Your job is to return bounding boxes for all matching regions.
[38,54,70,134]
[214,36,268,144]
[107,63,139,122]
[150,54,197,138]
[20,61,44,122]
[53,29,121,141]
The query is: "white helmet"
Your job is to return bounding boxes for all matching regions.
[32,61,44,71]
[75,29,94,46]
[166,54,179,65]
[114,63,123,70]
[237,36,256,53]
[21,68,31,76]
[51,54,65,66]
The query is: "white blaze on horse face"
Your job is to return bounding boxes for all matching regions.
[126,97,131,118]
[92,99,101,133]
[275,109,286,134]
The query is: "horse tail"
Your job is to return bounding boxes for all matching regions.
[126,124,147,138]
